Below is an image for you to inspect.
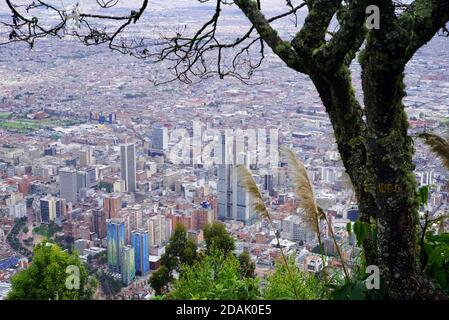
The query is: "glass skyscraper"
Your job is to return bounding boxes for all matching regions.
[120,246,135,285]
[131,229,150,276]
[120,143,137,193]
[107,219,125,272]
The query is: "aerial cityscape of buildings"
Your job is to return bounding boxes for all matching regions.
[0,2,448,300]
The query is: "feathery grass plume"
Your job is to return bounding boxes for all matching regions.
[419,133,449,170]
[281,146,350,282]
[280,146,321,233]
[236,164,299,300]
[236,165,269,219]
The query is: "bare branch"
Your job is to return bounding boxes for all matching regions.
[234,0,306,73]
[1,0,148,50]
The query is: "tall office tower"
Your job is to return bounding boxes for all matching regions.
[108,112,117,124]
[85,167,97,188]
[120,246,135,285]
[147,214,170,247]
[321,167,336,184]
[40,196,56,224]
[263,173,274,196]
[218,132,233,221]
[120,143,137,192]
[76,171,87,190]
[233,164,252,223]
[152,124,168,151]
[103,194,122,219]
[107,219,125,272]
[131,230,149,276]
[420,170,434,186]
[147,217,160,247]
[55,198,66,225]
[92,208,106,239]
[79,148,93,167]
[217,132,254,224]
[59,168,78,204]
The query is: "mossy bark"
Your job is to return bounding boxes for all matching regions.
[308,68,378,267]
[359,7,446,298]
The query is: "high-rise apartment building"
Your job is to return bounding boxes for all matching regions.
[107,219,125,272]
[92,208,106,239]
[131,229,149,276]
[79,148,93,167]
[120,143,137,192]
[59,168,78,204]
[103,194,122,219]
[192,209,214,231]
[120,246,135,285]
[147,214,172,247]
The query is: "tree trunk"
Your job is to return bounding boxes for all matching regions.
[361,24,447,298]
[309,68,379,266]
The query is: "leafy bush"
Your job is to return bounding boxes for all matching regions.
[263,257,326,300]
[422,233,449,295]
[328,266,386,300]
[168,250,260,300]
[7,242,90,300]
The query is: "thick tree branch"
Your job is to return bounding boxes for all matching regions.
[315,0,368,68]
[234,0,306,73]
[399,0,449,61]
[291,0,340,65]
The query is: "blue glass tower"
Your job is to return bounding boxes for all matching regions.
[107,219,125,272]
[131,229,149,276]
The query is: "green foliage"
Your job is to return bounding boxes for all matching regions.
[238,251,256,279]
[149,224,197,294]
[96,250,108,265]
[168,250,260,300]
[98,181,113,193]
[418,185,429,206]
[346,222,352,235]
[97,270,124,298]
[7,242,89,300]
[33,222,62,238]
[0,113,12,119]
[203,222,235,255]
[422,233,449,295]
[263,258,326,300]
[352,220,375,247]
[149,266,171,296]
[329,279,383,300]
[328,265,385,300]
[161,224,198,272]
[22,226,29,234]
[6,217,31,257]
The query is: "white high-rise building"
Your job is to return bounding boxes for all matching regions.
[120,143,137,192]
[79,148,93,167]
[217,132,254,224]
[420,170,434,186]
[59,168,78,204]
[147,214,171,247]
